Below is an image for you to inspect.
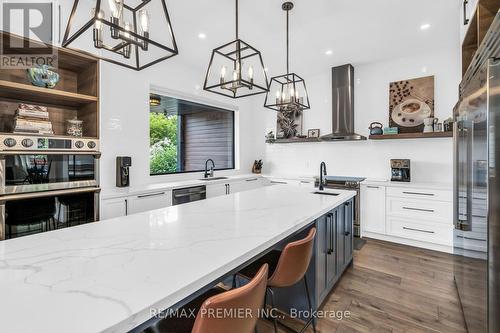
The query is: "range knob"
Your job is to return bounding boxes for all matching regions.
[87,141,96,149]
[21,138,34,148]
[3,138,16,148]
[75,140,85,149]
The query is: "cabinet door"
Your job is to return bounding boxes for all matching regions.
[206,183,227,198]
[336,207,345,270]
[326,211,337,287]
[100,197,127,220]
[361,185,386,234]
[315,215,328,303]
[230,178,262,193]
[127,191,171,215]
[343,200,353,263]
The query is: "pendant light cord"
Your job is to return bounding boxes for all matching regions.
[286,8,290,74]
[235,0,239,39]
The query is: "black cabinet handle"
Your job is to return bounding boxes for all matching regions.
[463,0,469,25]
[327,213,334,255]
[403,226,435,234]
[402,191,434,196]
[125,199,128,216]
[402,206,435,213]
[345,231,350,236]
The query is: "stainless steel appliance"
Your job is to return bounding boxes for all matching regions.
[172,185,207,206]
[453,14,500,333]
[116,156,132,187]
[318,176,365,237]
[321,64,367,141]
[0,134,101,240]
[390,159,411,182]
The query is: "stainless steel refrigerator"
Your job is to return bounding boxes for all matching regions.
[453,15,500,333]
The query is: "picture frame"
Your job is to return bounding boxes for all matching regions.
[307,128,320,138]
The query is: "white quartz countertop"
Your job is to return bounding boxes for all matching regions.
[361,179,452,190]
[101,174,263,199]
[0,185,355,333]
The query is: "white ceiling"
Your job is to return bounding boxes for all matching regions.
[167,0,460,77]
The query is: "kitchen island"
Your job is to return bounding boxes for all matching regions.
[0,185,355,333]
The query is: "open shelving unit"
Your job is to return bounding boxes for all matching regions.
[0,31,99,138]
[462,0,499,76]
[369,132,453,140]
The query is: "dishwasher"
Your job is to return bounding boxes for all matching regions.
[172,185,207,206]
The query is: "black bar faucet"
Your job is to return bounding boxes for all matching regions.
[204,159,215,178]
[319,162,327,191]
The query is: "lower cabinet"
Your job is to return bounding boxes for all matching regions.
[100,197,128,220]
[127,191,171,215]
[316,199,354,306]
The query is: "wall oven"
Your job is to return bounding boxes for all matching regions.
[0,135,101,240]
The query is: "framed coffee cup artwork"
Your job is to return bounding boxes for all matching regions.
[389,75,434,133]
[308,129,320,138]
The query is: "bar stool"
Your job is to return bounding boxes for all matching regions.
[143,264,268,333]
[236,228,317,333]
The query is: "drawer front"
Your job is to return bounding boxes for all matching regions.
[387,197,452,224]
[387,187,452,202]
[387,217,453,246]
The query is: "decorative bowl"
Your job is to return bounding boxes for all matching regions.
[26,65,60,89]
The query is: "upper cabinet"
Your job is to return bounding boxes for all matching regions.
[461,0,480,43]
[461,0,500,77]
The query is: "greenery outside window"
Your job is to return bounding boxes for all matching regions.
[150,94,235,175]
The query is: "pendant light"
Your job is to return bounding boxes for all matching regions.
[203,0,269,99]
[63,0,178,71]
[264,2,310,111]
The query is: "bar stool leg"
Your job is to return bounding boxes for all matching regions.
[302,275,317,333]
[267,287,278,333]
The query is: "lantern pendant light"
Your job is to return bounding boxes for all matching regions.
[63,0,178,71]
[264,2,310,111]
[203,0,269,99]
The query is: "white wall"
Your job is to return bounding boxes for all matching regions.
[99,58,259,190]
[256,48,460,183]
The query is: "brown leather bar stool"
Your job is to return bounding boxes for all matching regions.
[144,264,268,333]
[236,228,317,333]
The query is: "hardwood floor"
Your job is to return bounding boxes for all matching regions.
[258,238,467,333]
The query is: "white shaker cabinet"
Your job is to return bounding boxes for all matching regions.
[100,197,128,220]
[206,183,228,198]
[360,184,386,235]
[127,191,172,215]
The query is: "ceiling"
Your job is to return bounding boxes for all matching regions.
[167,0,460,77]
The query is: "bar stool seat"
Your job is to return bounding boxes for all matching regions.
[143,287,225,333]
[236,228,317,333]
[143,264,268,333]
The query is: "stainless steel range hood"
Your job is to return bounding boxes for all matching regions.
[321,64,367,141]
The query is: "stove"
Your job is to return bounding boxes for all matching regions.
[319,176,365,237]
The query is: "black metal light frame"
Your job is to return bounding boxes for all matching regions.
[63,0,178,71]
[264,2,311,111]
[203,0,269,99]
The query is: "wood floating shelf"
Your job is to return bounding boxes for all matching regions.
[369,132,453,140]
[269,137,322,144]
[0,80,97,107]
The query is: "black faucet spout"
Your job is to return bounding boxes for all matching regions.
[319,162,327,191]
[204,159,215,178]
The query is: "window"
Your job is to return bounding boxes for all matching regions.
[149,93,235,175]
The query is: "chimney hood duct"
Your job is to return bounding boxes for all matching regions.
[321,64,367,141]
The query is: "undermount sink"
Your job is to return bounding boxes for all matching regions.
[312,191,340,196]
[199,177,229,181]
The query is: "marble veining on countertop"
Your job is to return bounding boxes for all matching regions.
[0,185,355,333]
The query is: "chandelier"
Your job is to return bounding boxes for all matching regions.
[63,0,178,70]
[264,2,310,112]
[203,0,269,99]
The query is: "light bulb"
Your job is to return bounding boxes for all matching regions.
[220,66,226,78]
[138,9,150,33]
[92,8,104,30]
[233,70,238,81]
[276,90,280,98]
[124,22,132,38]
[108,0,123,19]
[248,66,254,80]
